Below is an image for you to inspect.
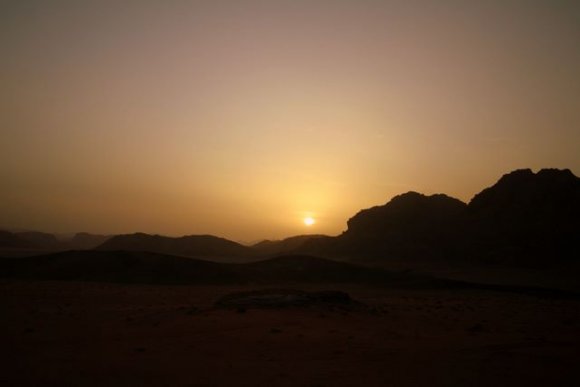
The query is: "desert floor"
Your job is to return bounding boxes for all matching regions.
[2,280,580,386]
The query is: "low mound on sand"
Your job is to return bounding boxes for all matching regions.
[215,289,357,309]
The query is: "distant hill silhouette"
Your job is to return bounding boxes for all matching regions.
[0,230,64,250]
[252,234,329,256]
[15,231,60,249]
[0,230,110,255]
[69,233,110,250]
[95,233,253,258]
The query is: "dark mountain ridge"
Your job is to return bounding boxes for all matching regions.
[466,168,580,264]
[335,192,468,259]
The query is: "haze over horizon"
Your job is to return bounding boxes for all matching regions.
[2,1,579,241]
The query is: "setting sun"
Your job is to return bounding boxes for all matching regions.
[303,217,316,226]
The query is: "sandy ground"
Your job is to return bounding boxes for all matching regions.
[2,280,580,386]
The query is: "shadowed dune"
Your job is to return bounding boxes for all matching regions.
[2,250,579,300]
[0,251,400,285]
[0,250,239,284]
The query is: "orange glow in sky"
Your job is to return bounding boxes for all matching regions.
[1,1,579,241]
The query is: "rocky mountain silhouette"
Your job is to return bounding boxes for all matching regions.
[301,168,579,266]
[337,192,467,259]
[299,192,468,260]
[95,233,253,258]
[467,168,580,264]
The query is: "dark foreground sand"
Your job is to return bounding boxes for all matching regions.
[2,280,580,386]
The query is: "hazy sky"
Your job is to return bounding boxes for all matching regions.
[1,0,579,241]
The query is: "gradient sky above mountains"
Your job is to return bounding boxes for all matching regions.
[1,0,579,241]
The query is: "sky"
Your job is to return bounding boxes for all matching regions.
[1,0,579,242]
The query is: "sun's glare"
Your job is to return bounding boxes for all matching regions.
[303,217,316,226]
